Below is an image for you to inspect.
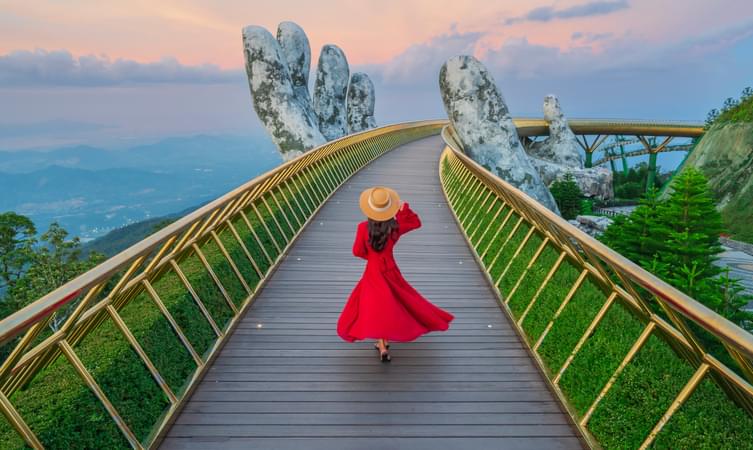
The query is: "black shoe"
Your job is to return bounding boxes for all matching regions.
[380,350,391,362]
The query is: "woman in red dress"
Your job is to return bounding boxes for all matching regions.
[336,186,454,362]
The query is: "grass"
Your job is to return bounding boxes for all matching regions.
[588,334,695,448]
[537,278,606,372]
[496,233,544,297]
[558,300,644,414]
[506,245,560,317]
[520,260,581,342]
[440,157,753,450]
[651,377,753,449]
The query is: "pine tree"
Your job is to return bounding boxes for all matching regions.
[600,189,661,265]
[600,168,752,330]
[654,167,724,281]
[549,173,583,220]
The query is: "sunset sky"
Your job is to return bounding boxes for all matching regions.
[1,0,752,149]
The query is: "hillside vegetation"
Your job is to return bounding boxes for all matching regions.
[683,87,753,243]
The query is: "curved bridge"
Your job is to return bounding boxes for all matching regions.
[591,143,694,167]
[0,121,751,450]
[516,118,703,181]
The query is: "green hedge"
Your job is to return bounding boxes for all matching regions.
[440,157,753,449]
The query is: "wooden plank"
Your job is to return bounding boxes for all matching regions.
[180,400,565,414]
[161,437,583,450]
[174,412,570,425]
[187,390,561,403]
[166,424,577,438]
[159,135,581,449]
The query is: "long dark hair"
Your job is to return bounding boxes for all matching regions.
[367,217,398,252]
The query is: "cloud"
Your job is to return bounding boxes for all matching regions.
[0,49,243,86]
[372,15,753,87]
[571,31,614,43]
[505,0,630,25]
[372,27,484,85]
[669,19,753,56]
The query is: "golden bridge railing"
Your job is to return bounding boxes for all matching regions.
[440,125,753,449]
[0,120,443,449]
[513,117,704,182]
[511,118,705,138]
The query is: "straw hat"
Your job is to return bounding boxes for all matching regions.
[359,186,401,221]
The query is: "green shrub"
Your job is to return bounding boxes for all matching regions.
[549,173,583,220]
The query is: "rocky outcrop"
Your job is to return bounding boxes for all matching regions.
[313,45,350,141]
[568,215,614,238]
[243,22,377,159]
[528,95,584,168]
[439,55,560,213]
[526,95,613,200]
[530,158,613,200]
[346,72,376,133]
[276,21,313,113]
[242,26,325,160]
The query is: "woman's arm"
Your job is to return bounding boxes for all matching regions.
[352,222,368,259]
[396,201,421,236]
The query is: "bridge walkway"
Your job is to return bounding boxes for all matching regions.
[159,135,582,449]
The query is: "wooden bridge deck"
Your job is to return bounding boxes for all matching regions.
[160,136,582,449]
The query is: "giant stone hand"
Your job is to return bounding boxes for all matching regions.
[242,26,325,161]
[439,55,561,214]
[243,22,377,160]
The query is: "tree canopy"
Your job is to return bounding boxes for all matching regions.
[600,168,751,329]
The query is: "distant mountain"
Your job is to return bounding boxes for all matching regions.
[82,204,205,257]
[0,134,280,173]
[0,134,282,240]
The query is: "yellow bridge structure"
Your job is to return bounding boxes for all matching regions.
[1,120,751,450]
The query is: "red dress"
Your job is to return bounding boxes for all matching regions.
[337,202,454,342]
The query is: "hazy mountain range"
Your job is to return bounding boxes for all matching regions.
[0,134,281,240]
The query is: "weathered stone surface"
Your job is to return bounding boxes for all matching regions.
[529,157,614,200]
[276,21,313,113]
[527,95,584,168]
[569,215,614,237]
[313,45,349,141]
[439,55,559,213]
[242,25,325,160]
[346,72,376,133]
[523,95,612,200]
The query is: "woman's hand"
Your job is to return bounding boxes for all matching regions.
[399,200,406,211]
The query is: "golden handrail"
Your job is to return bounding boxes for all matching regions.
[439,124,753,449]
[512,118,704,138]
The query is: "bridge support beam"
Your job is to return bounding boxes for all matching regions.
[576,134,608,168]
[617,136,629,176]
[647,151,658,191]
[638,136,673,192]
[620,148,629,175]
